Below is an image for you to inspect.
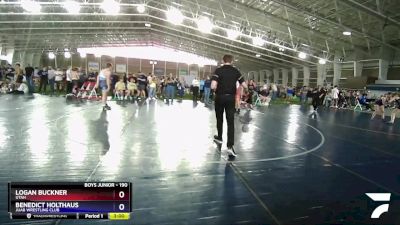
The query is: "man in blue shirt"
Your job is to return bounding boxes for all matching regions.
[358,93,371,110]
[199,79,205,101]
[203,77,212,105]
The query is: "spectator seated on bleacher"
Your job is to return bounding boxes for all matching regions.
[115,77,127,100]
[126,77,137,100]
[111,73,119,99]
[286,86,294,99]
[358,94,371,110]
[7,80,28,95]
[0,81,9,94]
[87,72,97,82]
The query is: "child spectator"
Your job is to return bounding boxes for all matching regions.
[148,78,157,100]
[88,72,97,82]
[1,82,8,94]
[177,80,185,99]
[127,77,137,100]
[115,77,126,100]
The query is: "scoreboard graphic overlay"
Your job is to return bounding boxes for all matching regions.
[8,182,132,220]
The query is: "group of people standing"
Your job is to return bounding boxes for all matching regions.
[111,72,187,104]
[0,63,83,95]
[0,63,33,95]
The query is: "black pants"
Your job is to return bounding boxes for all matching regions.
[215,94,235,148]
[67,81,73,94]
[39,77,48,92]
[312,97,323,110]
[360,102,371,110]
[8,90,24,95]
[247,90,254,105]
[192,86,199,101]
[312,97,319,110]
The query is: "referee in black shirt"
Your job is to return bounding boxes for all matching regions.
[211,55,246,157]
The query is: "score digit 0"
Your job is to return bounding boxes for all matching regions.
[119,191,125,199]
[119,203,125,211]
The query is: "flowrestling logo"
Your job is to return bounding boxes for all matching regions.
[366,193,391,219]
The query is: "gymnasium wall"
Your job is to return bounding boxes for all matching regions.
[35,53,216,77]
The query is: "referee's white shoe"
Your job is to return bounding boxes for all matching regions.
[227,146,237,157]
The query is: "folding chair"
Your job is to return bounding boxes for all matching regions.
[254,93,262,106]
[87,82,99,100]
[114,91,122,100]
[354,99,363,111]
[255,93,271,107]
[76,82,86,98]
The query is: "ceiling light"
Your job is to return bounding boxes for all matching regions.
[145,23,151,27]
[137,4,145,13]
[226,29,240,40]
[63,0,80,14]
[48,52,55,59]
[196,16,213,34]
[318,58,326,64]
[166,7,184,25]
[279,47,285,52]
[343,31,351,36]
[253,36,265,46]
[298,52,307,59]
[64,52,71,58]
[256,54,261,58]
[80,52,86,58]
[101,0,120,15]
[21,0,41,13]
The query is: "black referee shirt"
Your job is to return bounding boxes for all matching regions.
[211,65,244,96]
